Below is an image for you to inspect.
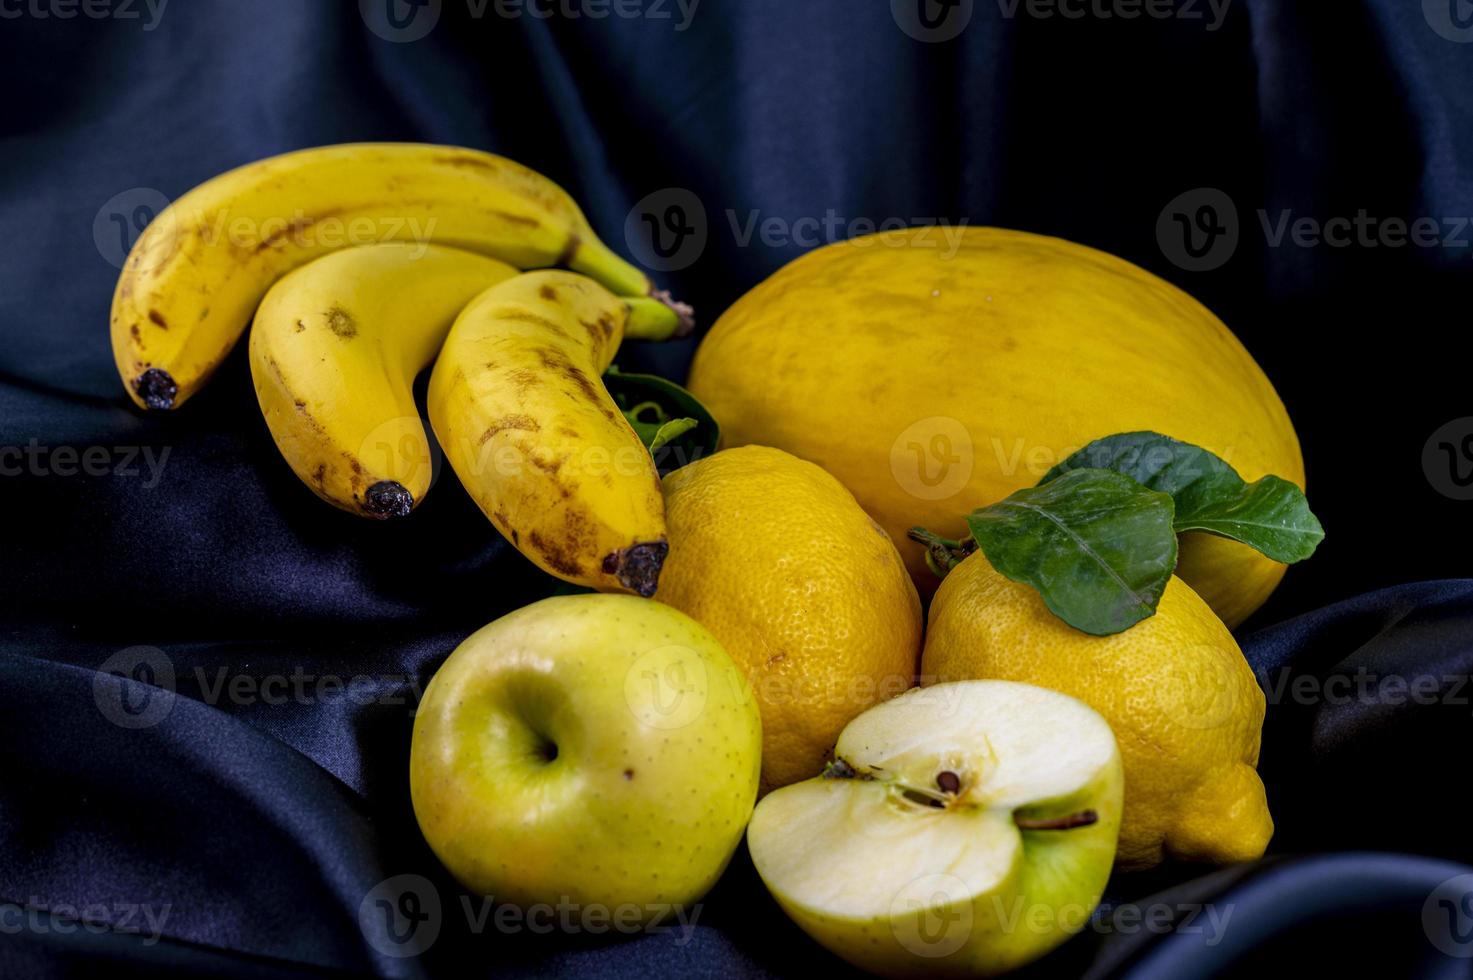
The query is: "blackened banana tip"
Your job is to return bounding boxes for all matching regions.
[364,481,414,519]
[134,368,178,411]
[608,541,668,597]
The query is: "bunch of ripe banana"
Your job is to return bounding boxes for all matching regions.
[109,143,693,596]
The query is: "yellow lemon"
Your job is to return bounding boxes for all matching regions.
[688,227,1303,627]
[658,446,923,793]
[921,551,1272,870]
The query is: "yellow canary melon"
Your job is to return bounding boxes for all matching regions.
[688,227,1303,627]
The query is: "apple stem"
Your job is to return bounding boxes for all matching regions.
[906,528,977,578]
[1013,810,1099,831]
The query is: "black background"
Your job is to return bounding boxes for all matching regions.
[2,1,1472,977]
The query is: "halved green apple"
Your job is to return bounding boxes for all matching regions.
[746,680,1123,977]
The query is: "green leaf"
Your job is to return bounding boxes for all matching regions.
[966,469,1179,636]
[1042,431,1324,564]
[603,368,720,474]
[620,398,699,452]
[643,415,700,452]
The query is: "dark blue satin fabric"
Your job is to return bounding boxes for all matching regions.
[2,1,1472,976]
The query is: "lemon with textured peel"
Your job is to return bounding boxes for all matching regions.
[920,551,1271,869]
[657,446,923,793]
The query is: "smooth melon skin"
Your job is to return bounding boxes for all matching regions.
[688,227,1303,627]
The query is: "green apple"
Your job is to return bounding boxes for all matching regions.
[746,680,1123,977]
[410,594,762,920]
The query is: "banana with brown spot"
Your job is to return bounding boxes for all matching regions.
[428,271,676,595]
[249,243,520,518]
[113,142,693,411]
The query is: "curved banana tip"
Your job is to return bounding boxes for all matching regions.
[651,288,697,338]
[133,369,178,411]
[363,481,415,519]
[603,541,669,597]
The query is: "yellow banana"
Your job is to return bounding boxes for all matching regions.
[113,143,692,410]
[249,243,518,518]
[428,271,674,595]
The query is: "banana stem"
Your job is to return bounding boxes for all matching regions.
[623,290,696,341]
